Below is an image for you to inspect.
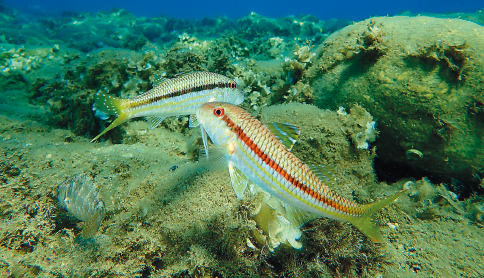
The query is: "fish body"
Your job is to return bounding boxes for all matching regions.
[196,102,407,242]
[58,174,105,238]
[91,71,244,142]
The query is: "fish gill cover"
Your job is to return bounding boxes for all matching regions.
[1,2,484,277]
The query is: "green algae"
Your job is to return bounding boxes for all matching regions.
[2,99,483,277]
[308,16,484,196]
[1,5,484,277]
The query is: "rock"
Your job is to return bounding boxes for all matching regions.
[309,16,484,195]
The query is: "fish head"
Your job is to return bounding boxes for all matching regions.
[197,102,244,146]
[213,79,245,106]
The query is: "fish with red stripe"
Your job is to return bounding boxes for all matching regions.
[196,102,408,242]
[91,71,244,142]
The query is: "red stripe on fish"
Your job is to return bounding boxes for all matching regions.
[218,110,362,216]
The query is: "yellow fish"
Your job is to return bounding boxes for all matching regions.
[91,71,244,142]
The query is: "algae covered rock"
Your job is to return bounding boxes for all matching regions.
[309,16,484,195]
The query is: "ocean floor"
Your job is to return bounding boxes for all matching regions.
[1,4,484,277]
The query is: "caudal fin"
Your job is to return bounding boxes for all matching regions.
[350,188,408,243]
[91,92,128,142]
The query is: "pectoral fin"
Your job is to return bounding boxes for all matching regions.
[199,145,228,171]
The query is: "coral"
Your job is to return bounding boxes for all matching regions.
[160,43,208,76]
[236,12,339,41]
[268,37,286,58]
[0,70,27,91]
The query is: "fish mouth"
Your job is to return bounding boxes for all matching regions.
[221,90,244,105]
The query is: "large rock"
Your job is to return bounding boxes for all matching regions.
[308,16,484,195]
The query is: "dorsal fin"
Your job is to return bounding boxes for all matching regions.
[152,76,168,87]
[145,116,165,129]
[267,123,300,151]
[307,164,338,186]
[174,71,195,78]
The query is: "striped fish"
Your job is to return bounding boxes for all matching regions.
[91,71,244,142]
[196,102,408,242]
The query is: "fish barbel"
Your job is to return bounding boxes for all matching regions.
[91,71,244,142]
[196,102,408,242]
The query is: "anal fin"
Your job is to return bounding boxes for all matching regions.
[285,202,319,228]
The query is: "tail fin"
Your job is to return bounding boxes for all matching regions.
[350,188,408,243]
[91,92,128,142]
[81,206,105,239]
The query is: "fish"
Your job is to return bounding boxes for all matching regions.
[196,102,408,242]
[58,174,105,239]
[91,71,245,142]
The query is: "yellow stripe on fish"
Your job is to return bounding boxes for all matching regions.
[196,102,408,242]
[91,71,244,142]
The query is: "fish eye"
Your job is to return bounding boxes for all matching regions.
[229,81,237,89]
[213,107,224,117]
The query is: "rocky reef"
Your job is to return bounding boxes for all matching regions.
[308,16,484,196]
[1,3,484,277]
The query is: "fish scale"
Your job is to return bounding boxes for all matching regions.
[128,72,228,110]
[197,102,408,242]
[206,103,363,215]
[91,71,244,142]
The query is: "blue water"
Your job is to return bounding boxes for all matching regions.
[3,0,483,20]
